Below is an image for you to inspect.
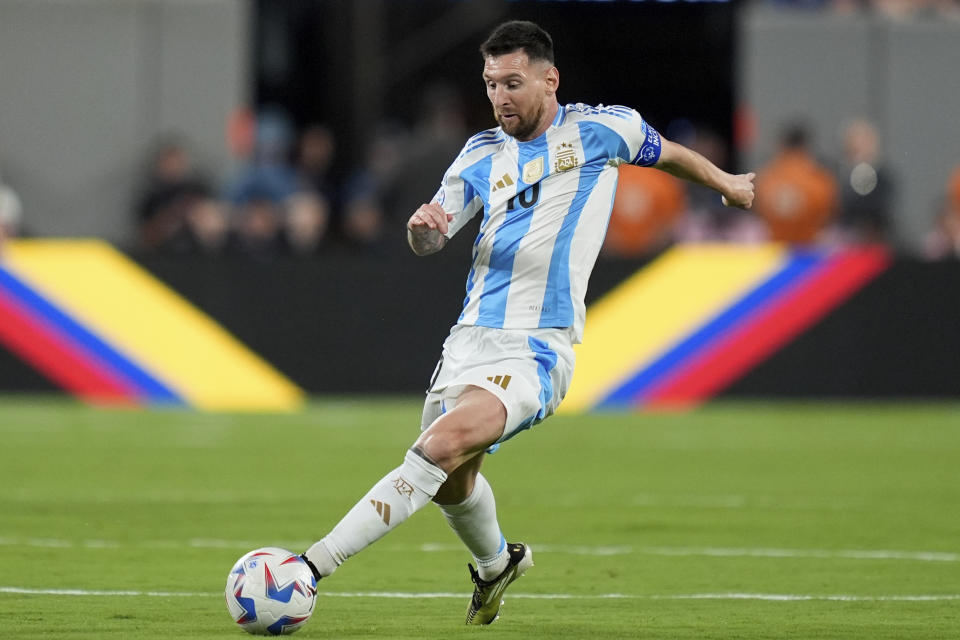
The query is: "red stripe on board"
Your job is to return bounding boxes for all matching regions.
[0,287,137,404]
[644,247,891,409]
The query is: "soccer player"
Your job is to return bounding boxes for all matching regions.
[302,20,755,624]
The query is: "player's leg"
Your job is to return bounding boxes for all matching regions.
[436,455,534,625]
[418,383,537,625]
[431,329,573,624]
[302,386,507,580]
[414,385,506,471]
[435,454,512,580]
[432,448,484,505]
[301,447,446,579]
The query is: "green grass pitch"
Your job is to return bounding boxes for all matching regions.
[0,396,958,639]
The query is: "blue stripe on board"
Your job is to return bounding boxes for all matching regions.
[0,266,184,404]
[596,251,824,409]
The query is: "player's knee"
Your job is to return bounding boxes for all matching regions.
[415,422,474,468]
[415,419,496,469]
[414,388,506,469]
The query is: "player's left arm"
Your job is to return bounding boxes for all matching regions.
[655,139,755,209]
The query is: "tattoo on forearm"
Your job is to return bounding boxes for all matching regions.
[408,228,446,255]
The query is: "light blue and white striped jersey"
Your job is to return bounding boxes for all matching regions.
[433,103,663,342]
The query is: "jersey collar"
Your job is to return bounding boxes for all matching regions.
[551,104,566,128]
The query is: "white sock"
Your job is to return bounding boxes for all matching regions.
[438,472,509,581]
[304,449,447,578]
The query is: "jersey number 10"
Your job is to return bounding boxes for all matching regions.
[506,183,541,212]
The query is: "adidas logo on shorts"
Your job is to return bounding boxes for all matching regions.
[486,375,511,390]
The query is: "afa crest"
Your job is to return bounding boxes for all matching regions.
[554,141,579,172]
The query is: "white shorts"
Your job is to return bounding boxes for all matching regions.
[420,324,576,447]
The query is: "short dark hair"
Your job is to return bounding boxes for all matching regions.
[480,20,554,64]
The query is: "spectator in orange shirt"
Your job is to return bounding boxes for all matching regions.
[923,165,960,260]
[949,166,960,212]
[603,163,687,257]
[754,125,838,245]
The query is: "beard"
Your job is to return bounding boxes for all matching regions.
[494,101,545,141]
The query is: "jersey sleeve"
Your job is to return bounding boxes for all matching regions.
[432,157,484,239]
[623,109,663,168]
[573,104,663,167]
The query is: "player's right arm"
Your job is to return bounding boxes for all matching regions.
[656,139,755,209]
[407,203,454,256]
[603,105,755,209]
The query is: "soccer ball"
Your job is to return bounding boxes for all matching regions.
[225,547,318,635]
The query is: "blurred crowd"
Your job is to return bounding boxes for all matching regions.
[602,117,960,261]
[0,172,21,250]
[767,0,960,17]
[2,99,960,261]
[125,84,469,261]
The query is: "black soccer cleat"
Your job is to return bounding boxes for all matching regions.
[299,554,323,583]
[465,542,534,625]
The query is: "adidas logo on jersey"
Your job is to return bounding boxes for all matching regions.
[486,374,512,390]
[491,174,514,192]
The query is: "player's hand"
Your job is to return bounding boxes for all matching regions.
[721,172,756,209]
[407,203,454,236]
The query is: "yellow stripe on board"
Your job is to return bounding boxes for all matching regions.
[560,244,786,413]
[4,239,303,411]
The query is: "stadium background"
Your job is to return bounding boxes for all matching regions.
[0,0,957,404]
[0,2,958,638]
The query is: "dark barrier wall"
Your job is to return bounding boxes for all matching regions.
[127,244,643,395]
[0,250,957,398]
[729,261,960,398]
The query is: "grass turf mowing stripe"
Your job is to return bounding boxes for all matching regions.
[3,586,959,602]
[635,546,960,562]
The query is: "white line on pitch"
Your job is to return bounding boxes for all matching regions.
[421,542,635,556]
[651,593,960,602]
[638,547,960,562]
[3,586,959,602]
[0,587,214,597]
[1,536,957,562]
[421,543,959,562]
